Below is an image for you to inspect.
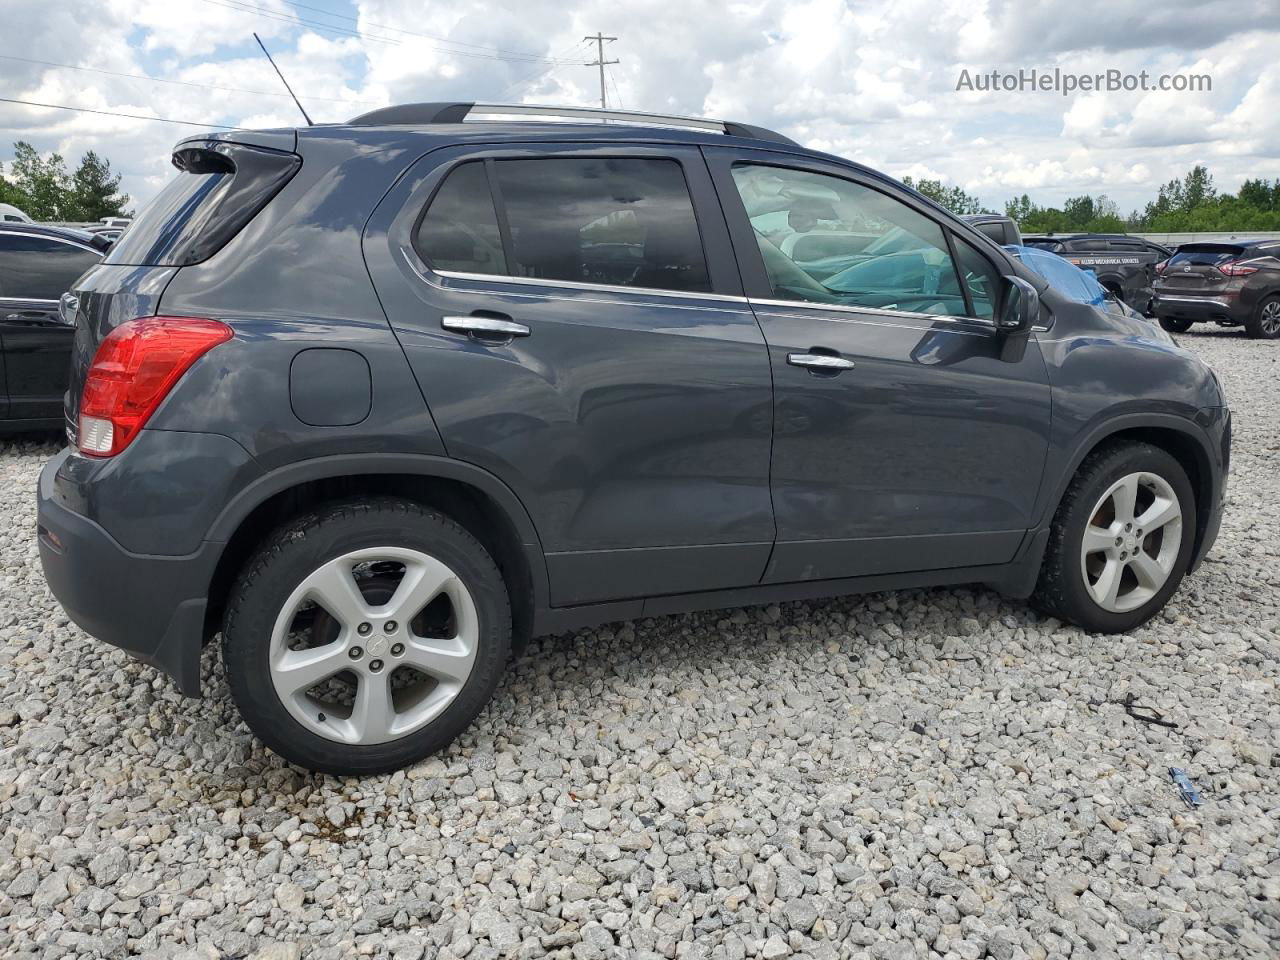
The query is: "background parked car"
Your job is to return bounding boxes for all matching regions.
[1153,238,1280,339]
[0,223,106,430]
[961,213,1022,246]
[1023,233,1171,314]
[0,202,34,224]
[1005,244,1149,322]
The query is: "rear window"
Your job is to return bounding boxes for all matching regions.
[972,221,1007,244]
[1168,245,1244,267]
[106,141,300,267]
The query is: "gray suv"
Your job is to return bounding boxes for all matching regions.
[37,103,1230,774]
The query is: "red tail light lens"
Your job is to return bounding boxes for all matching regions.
[78,317,232,457]
[1218,260,1258,277]
[1154,259,1169,274]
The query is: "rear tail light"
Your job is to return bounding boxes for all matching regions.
[1154,259,1169,274]
[1218,260,1258,277]
[78,317,232,457]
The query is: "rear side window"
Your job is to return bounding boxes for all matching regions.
[972,221,1007,245]
[0,234,101,300]
[415,162,507,275]
[106,142,300,267]
[493,158,711,293]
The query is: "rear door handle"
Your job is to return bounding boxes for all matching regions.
[787,352,855,372]
[442,316,530,339]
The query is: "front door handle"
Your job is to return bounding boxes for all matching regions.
[442,316,530,340]
[787,352,855,372]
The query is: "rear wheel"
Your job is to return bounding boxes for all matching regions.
[1159,316,1194,333]
[1244,295,1280,339]
[223,498,512,775]
[1032,443,1195,633]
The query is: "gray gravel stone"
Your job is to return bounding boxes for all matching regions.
[1,331,1276,958]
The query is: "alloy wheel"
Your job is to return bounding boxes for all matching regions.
[1261,300,1280,336]
[268,547,478,745]
[1079,472,1183,614]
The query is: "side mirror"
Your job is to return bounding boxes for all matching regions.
[996,275,1038,335]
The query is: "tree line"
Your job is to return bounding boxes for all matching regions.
[904,165,1280,233]
[0,142,131,222]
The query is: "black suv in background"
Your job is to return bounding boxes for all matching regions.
[37,103,1229,774]
[0,223,107,431]
[961,213,1022,247]
[1024,233,1171,313]
[1153,239,1280,339]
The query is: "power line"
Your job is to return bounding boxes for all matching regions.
[584,33,618,109]
[0,96,241,129]
[198,0,587,64]
[0,54,382,107]
[606,65,625,110]
[496,40,590,100]
[279,0,570,61]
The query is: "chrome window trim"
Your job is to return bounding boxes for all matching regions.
[409,255,1043,334]
[433,268,739,303]
[0,230,100,256]
[404,255,751,314]
[0,295,59,304]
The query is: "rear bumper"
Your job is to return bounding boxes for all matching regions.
[1154,293,1247,325]
[37,449,216,696]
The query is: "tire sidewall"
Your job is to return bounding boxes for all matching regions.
[1248,295,1280,340]
[1056,446,1197,633]
[224,502,511,776]
[1159,316,1193,334]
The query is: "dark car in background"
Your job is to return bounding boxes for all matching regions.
[1024,233,1171,314]
[1153,239,1280,339]
[962,213,1022,246]
[1005,244,1147,322]
[37,103,1229,774]
[0,223,107,431]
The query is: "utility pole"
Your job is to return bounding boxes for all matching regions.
[584,32,618,109]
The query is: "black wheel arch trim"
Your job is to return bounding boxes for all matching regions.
[1039,410,1223,561]
[203,452,552,611]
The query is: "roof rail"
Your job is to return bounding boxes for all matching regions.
[345,101,798,146]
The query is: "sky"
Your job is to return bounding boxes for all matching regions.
[1,0,1276,217]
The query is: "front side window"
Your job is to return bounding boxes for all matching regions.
[415,162,507,276]
[0,235,100,300]
[491,157,711,293]
[730,164,977,318]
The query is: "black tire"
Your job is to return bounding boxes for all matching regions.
[1031,443,1196,633]
[1159,316,1194,333]
[1244,294,1280,339]
[222,498,512,775]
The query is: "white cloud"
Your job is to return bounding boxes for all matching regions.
[0,0,1276,217]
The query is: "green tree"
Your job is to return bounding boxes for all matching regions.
[66,151,130,221]
[901,176,988,215]
[7,141,72,220]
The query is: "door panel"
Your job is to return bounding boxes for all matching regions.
[364,143,775,605]
[705,146,1051,582]
[755,304,1049,581]
[0,299,73,421]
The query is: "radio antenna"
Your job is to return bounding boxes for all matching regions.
[253,32,313,126]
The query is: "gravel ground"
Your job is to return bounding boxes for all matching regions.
[1,328,1277,960]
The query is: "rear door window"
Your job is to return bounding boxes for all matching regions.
[414,162,507,275]
[106,141,300,267]
[490,157,711,293]
[0,234,101,300]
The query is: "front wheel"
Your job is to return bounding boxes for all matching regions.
[1159,316,1194,333]
[222,498,512,775]
[1032,443,1196,633]
[1244,295,1280,339]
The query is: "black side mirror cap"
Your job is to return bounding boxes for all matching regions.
[997,275,1038,335]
